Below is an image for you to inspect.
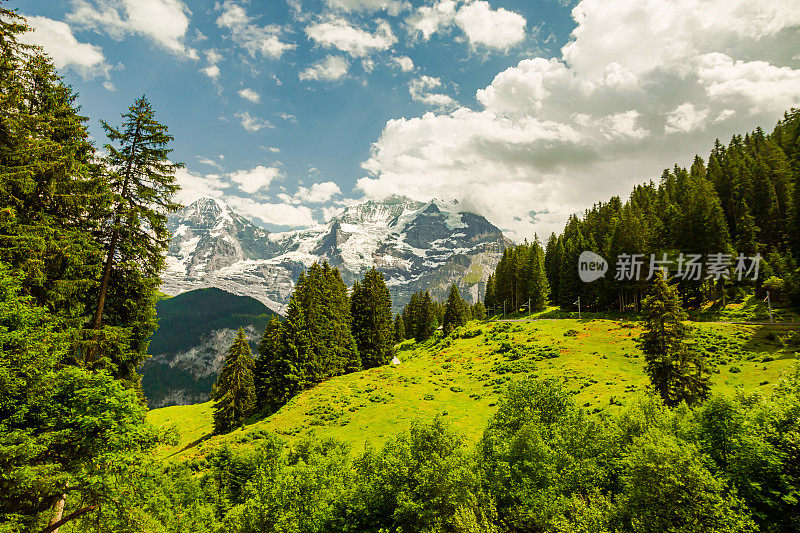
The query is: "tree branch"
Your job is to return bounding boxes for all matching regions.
[40,504,100,533]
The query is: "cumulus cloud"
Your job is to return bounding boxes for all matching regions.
[19,15,112,79]
[408,75,459,110]
[392,55,414,72]
[199,48,221,79]
[235,111,274,132]
[360,0,800,240]
[406,0,527,50]
[216,1,295,59]
[238,88,261,102]
[305,17,397,57]
[323,0,411,15]
[173,167,226,205]
[67,0,197,58]
[200,64,220,78]
[229,165,283,194]
[227,196,317,227]
[664,103,710,134]
[299,55,349,81]
[293,182,343,203]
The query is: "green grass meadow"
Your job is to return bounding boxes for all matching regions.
[148,318,799,459]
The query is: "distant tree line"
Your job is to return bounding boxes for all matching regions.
[486,111,800,313]
[400,285,487,341]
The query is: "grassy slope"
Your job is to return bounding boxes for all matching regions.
[148,318,799,459]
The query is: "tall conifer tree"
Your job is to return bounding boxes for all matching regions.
[212,328,256,434]
[351,268,394,368]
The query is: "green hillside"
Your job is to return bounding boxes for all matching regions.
[141,288,277,407]
[148,317,799,458]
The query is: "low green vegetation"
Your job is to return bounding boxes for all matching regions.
[150,317,799,457]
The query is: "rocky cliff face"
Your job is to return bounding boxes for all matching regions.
[161,195,511,312]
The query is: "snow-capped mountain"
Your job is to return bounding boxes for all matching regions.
[161,195,511,312]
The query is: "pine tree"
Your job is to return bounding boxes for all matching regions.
[472,301,487,320]
[212,328,256,434]
[416,291,436,342]
[638,274,710,407]
[394,313,405,342]
[88,96,182,370]
[442,284,468,336]
[254,316,282,411]
[484,274,496,313]
[351,268,394,368]
[527,240,550,312]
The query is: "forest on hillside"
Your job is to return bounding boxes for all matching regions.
[2,5,800,533]
[486,113,800,314]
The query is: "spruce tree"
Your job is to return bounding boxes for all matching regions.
[351,268,394,368]
[415,291,436,341]
[212,328,256,434]
[270,294,311,409]
[484,274,496,313]
[442,284,468,336]
[472,301,487,320]
[527,240,550,312]
[394,313,405,342]
[254,316,282,411]
[89,96,182,368]
[638,274,710,407]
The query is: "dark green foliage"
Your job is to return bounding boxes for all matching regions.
[213,329,256,434]
[350,268,394,368]
[141,288,274,407]
[442,284,469,336]
[489,112,800,312]
[401,290,438,342]
[87,96,182,385]
[393,313,405,342]
[639,275,710,407]
[472,301,487,320]
[255,262,371,413]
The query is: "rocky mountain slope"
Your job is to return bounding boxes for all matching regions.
[141,288,275,408]
[161,195,511,312]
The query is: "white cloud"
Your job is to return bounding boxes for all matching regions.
[664,103,710,134]
[19,16,111,79]
[235,111,274,132]
[102,80,115,91]
[199,48,221,79]
[360,0,800,240]
[293,181,342,203]
[238,88,261,103]
[697,53,800,115]
[67,0,197,58]
[305,17,397,57]
[173,167,226,205]
[392,55,414,72]
[323,0,411,15]
[406,0,527,50]
[229,165,283,194]
[200,64,220,78]
[226,196,317,227]
[216,1,295,59]
[299,55,349,82]
[197,155,222,169]
[408,75,459,110]
[278,113,297,122]
[453,0,527,49]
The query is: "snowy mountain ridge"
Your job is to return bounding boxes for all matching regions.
[161,195,511,312]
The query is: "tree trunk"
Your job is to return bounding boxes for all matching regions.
[47,495,66,533]
[87,118,141,361]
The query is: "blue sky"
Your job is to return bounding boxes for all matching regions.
[16,0,800,239]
